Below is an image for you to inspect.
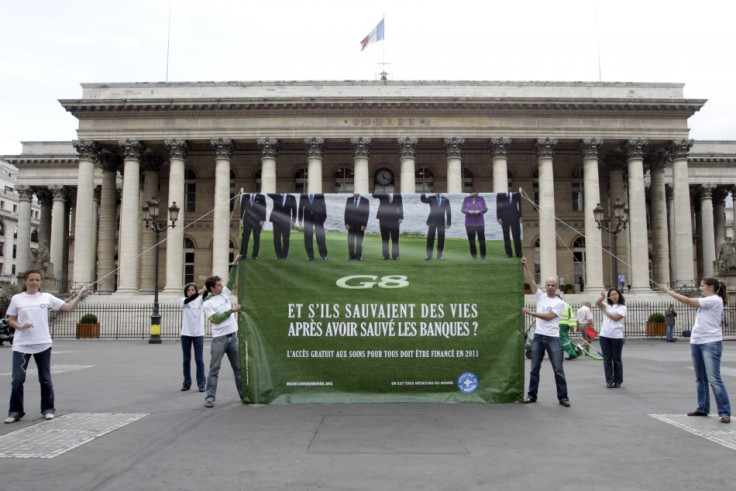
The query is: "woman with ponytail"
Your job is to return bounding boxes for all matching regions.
[659,278,731,423]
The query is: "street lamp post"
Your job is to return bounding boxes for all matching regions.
[142,198,180,344]
[593,199,630,289]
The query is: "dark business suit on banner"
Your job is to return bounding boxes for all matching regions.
[298,193,328,260]
[420,193,452,260]
[268,193,297,259]
[239,192,267,259]
[344,193,370,260]
[496,192,523,258]
[372,192,403,260]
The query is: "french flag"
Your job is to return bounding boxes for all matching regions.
[360,18,385,51]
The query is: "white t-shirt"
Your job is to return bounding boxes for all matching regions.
[179,295,204,337]
[202,286,238,338]
[533,289,565,337]
[576,305,593,327]
[7,291,64,353]
[599,303,627,339]
[691,295,723,345]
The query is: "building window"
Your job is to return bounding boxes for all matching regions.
[230,169,237,212]
[415,167,434,193]
[12,204,17,213]
[12,244,16,259]
[571,168,584,211]
[462,167,474,193]
[185,169,196,213]
[184,237,195,285]
[532,170,539,208]
[31,229,38,243]
[294,168,308,194]
[254,170,262,193]
[0,222,3,235]
[334,167,355,193]
[0,242,3,257]
[228,239,236,264]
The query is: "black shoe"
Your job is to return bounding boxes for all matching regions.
[522,396,537,404]
[613,383,621,388]
[606,383,613,388]
[198,387,205,392]
[505,255,513,258]
[565,356,577,360]
[357,257,363,261]
[437,256,444,261]
[425,256,432,261]
[559,398,571,407]
[383,257,390,260]
[181,385,190,391]
[306,257,313,261]
[252,256,258,261]
[321,256,327,260]
[687,410,708,416]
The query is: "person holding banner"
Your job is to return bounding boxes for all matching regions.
[461,192,487,259]
[298,193,328,261]
[576,301,594,352]
[521,257,570,407]
[420,193,451,260]
[239,191,267,260]
[596,288,627,389]
[372,192,403,260]
[202,256,243,408]
[344,193,370,261]
[179,283,206,392]
[268,193,297,259]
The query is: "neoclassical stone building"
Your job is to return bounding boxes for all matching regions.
[4,81,735,295]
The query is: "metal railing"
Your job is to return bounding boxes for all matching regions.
[46,300,736,339]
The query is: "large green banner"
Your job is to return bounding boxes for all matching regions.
[237,193,524,403]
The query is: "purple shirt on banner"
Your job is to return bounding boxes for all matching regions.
[461,195,487,227]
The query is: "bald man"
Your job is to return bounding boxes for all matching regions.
[521,257,570,407]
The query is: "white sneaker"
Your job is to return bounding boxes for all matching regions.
[4,416,18,424]
[44,413,55,420]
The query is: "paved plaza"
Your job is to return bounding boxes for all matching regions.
[1,338,735,490]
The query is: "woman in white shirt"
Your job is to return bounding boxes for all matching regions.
[179,283,206,392]
[659,277,731,423]
[596,288,627,389]
[5,270,89,424]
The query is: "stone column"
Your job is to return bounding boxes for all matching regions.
[624,139,649,291]
[257,138,279,194]
[304,137,325,194]
[211,138,234,276]
[712,186,729,256]
[15,186,34,276]
[97,155,120,294]
[351,137,371,194]
[666,185,676,285]
[140,155,162,293]
[648,155,670,286]
[164,139,188,293]
[668,140,695,287]
[72,140,99,287]
[580,138,604,292]
[536,138,558,283]
[37,191,52,251]
[116,139,144,293]
[2,217,13,277]
[49,186,67,283]
[490,138,512,193]
[607,157,628,288]
[397,137,418,194]
[698,186,716,277]
[444,137,464,193]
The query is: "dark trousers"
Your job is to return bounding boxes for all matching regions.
[599,336,624,385]
[347,228,365,259]
[426,225,445,257]
[465,226,486,258]
[303,221,327,259]
[501,218,522,257]
[9,347,54,418]
[272,223,291,259]
[181,335,205,389]
[239,222,261,258]
[380,223,400,259]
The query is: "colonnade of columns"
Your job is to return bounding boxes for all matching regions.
[14,135,733,295]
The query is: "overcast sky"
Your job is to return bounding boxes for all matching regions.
[1,0,734,156]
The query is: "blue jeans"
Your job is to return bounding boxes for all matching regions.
[528,334,568,400]
[8,347,54,419]
[599,336,624,385]
[666,324,675,341]
[205,334,242,401]
[181,335,205,389]
[690,342,731,416]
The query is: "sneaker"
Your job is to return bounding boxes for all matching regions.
[204,398,214,408]
[4,416,19,424]
[559,398,571,407]
[198,387,205,392]
[44,413,55,420]
[181,385,190,392]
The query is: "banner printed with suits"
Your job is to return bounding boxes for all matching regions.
[237,192,525,403]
